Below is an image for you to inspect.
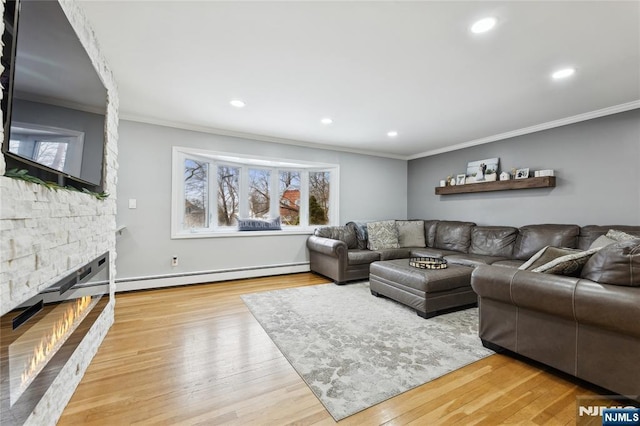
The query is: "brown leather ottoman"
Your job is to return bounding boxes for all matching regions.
[369,259,477,318]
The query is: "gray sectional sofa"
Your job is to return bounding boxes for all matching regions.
[306,220,639,283]
[306,220,640,401]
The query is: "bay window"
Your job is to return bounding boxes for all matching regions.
[172,147,339,237]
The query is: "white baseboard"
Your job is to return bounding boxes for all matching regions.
[115,262,311,292]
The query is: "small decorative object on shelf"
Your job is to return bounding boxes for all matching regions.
[456,174,466,185]
[534,169,555,177]
[409,257,448,270]
[439,179,446,187]
[500,171,510,181]
[515,168,530,179]
[485,169,497,181]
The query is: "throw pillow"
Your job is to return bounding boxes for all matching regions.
[238,217,281,231]
[396,220,426,248]
[606,229,639,242]
[581,239,640,286]
[519,246,582,271]
[531,247,602,276]
[589,235,616,250]
[366,220,400,251]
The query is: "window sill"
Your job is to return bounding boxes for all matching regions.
[171,228,316,239]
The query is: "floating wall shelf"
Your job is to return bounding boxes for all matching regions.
[435,176,556,195]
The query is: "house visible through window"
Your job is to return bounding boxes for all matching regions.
[172,147,339,237]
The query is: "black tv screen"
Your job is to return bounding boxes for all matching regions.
[2,0,107,190]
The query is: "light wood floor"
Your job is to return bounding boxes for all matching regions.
[58,273,605,425]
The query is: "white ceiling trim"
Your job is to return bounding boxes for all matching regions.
[119,112,408,161]
[123,101,640,162]
[407,101,640,160]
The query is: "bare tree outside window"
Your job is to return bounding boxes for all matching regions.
[184,158,208,228]
[309,171,330,225]
[279,171,300,225]
[249,168,270,219]
[35,141,68,172]
[218,165,240,226]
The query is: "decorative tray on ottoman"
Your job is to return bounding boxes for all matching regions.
[409,257,448,270]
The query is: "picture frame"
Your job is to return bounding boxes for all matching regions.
[466,157,499,183]
[456,174,466,185]
[515,168,529,179]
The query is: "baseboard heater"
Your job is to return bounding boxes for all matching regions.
[115,262,310,292]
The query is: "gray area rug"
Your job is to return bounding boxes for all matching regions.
[241,282,493,421]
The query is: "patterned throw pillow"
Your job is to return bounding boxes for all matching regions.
[531,247,602,276]
[519,246,582,271]
[396,220,426,248]
[366,220,400,251]
[606,229,639,242]
[238,217,281,231]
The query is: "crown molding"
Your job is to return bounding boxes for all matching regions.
[407,101,640,160]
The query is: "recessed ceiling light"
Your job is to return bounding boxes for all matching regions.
[551,68,576,80]
[387,131,398,137]
[230,99,246,108]
[471,17,497,34]
[321,117,333,125]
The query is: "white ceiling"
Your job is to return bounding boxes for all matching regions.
[78,1,640,159]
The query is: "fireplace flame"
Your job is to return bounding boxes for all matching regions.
[20,296,93,387]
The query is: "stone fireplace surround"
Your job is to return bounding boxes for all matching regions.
[0,1,118,424]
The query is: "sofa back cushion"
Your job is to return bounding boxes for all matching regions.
[578,225,640,250]
[396,220,426,248]
[469,226,518,257]
[581,239,640,286]
[314,225,358,249]
[433,221,475,253]
[424,220,439,247]
[513,224,580,260]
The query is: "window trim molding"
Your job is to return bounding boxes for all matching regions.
[171,146,340,239]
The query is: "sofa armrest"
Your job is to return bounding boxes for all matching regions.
[472,265,580,321]
[307,236,348,258]
[575,280,640,337]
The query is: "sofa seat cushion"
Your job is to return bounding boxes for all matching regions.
[348,249,381,265]
[433,221,475,253]
[367,220,400,250]
[396,220,426,248]
[581,239,640,286]
[376,248,412,261]
[469,226,517,257]
[513,224,580,260]
[491,259,526,268]
[410,247,459,258]
[444,253,508,267]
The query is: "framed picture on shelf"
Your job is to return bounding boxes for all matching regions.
[515,168,529,179]
[456,174,466,185]
[466,157,499,182]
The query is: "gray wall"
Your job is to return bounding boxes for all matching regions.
[116,120,407,280]
[11,98,105,185]
[408,109,640,227]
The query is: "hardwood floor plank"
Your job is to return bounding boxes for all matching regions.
[58,273,608,425]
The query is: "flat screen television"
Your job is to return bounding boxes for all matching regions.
[1,0,107,191]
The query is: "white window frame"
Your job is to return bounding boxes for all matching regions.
[171,146,340,238]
